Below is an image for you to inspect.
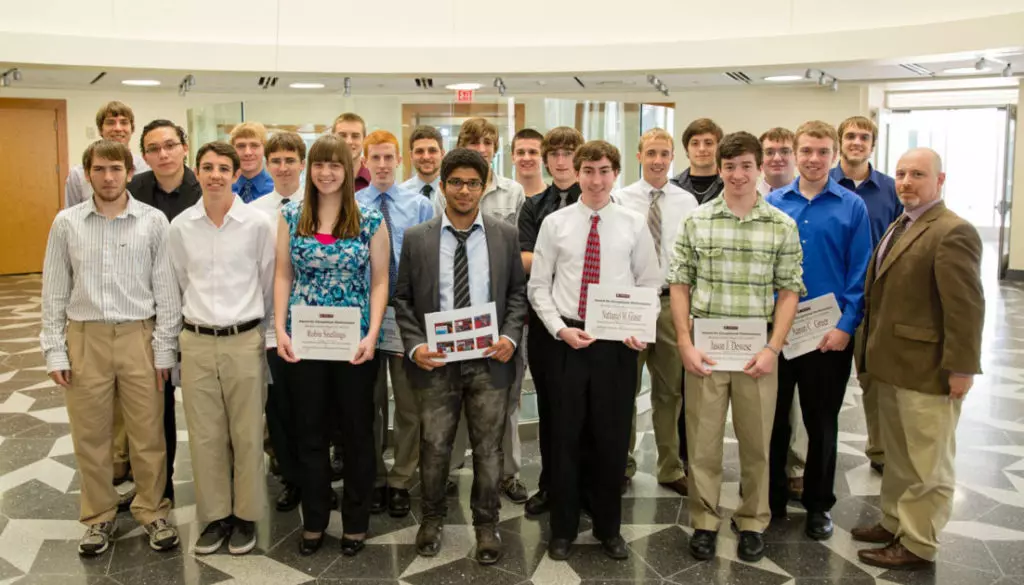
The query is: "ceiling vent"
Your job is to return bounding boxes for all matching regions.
[724,71,753,84]
[257,76,278,90]
[414,77,434,89]
[899,63,934,77]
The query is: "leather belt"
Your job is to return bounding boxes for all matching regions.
[183,319,261,337]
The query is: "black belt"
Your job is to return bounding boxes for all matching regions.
[660,288,671,298]
[563,317,585,329]
[183,319,261,337]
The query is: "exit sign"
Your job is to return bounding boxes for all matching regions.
[456,89,474,103]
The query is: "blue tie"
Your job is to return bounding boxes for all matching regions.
[379,194,398,296]
[239,179,255,203]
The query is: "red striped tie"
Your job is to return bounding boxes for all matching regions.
[578,214,601,320]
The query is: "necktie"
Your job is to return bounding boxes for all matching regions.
[379,195,398,295]
[648,189,664,265]
[239,180,254,203]
[578,214,601,320]
[448,226,474,309]
[558,191,569,209]
[879,215,910,265]
[421,184,433,199]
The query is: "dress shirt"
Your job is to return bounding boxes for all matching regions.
[128,168,203,222]
[875,198,944,273]
[766,177,873,335]
[249,189,305,348]
[439,211,491,311]
[232,168,275,203]
[528,201,662,338]
[356,183,435,270]
[401,174,442,199]
[434,173,526,227]
[613,178,699,285]
[670,168,724,205]
[518,182,582,253]
[40,194,180,371]
[168,196,276,328]
[65,153,150,208]
[830,164,903,248]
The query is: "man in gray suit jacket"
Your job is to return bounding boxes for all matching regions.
[393,148,528,565]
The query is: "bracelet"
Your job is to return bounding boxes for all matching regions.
[763,343,780,356]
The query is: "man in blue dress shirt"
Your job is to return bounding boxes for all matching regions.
[765,120,872,542]
[230,122,274,203]
[401,125,445,208]
[829,115,903,475]
[356,130,435,517]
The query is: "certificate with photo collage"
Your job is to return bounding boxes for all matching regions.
[425,302,499,363]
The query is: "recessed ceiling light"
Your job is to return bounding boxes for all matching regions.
[445,83,482,90]
[943,67,991,75]
[289,82,325,89]
[763,75,804,82]
[121,79,161,86]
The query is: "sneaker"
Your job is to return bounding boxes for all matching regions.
[194,519,232,555]
[228,519,257,555]
[501,477,529,504]
[78,521,116,556]
[144,518,180,552]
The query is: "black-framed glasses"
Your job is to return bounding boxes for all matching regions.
[446,178,484,192]
[144,142,183,155]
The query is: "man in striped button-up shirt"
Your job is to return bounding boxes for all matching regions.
[41,140,181,558]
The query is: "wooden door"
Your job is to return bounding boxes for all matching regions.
[0,99,68,275]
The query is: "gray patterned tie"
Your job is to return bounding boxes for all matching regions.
[448,226,474,309]
[648,189,664,265]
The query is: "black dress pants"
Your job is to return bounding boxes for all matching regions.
[266,349,300,487]
[162,378,176,501]
[526,306,556,492]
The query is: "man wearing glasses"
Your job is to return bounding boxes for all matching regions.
[128,119,202,504]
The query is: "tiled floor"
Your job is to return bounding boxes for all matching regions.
[1,272,1023,585]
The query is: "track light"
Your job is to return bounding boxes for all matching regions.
[804,68,815,79]
[493,77,506,96]
[0,76,8,88]
[344,76,352,97]
[976,58,988,71]
[646,74,670,97]
[830,79,839,92]
[1003,63,1013,77]
[179,74,196,96]
[0,68,22,88]
[12,69,21,82]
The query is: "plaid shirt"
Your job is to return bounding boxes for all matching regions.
[667,195,806,320]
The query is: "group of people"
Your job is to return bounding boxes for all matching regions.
[40,100,984,572]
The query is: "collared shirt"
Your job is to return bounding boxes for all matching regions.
[875,198,944,273]
[668,195,805,321]
[65,153,150,208]
[128,168,203,222]
[519,182,582,253]
[756,176,772,197]
[249,189,305,348]
[439,211,490,311]
[356,183,435,272]
[434,174,526,227]
[766,177,873,334]
[232,168,275,203]
[830,164,903,248]
[401,174,442,200]
[355,164,371,192]
[168,196,276,328]
[614,178,699,285]
[670,168,724,205]
[40,194,180,371]
[528,201,662,338]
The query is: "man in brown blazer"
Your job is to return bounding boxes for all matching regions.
[851,148,984,570]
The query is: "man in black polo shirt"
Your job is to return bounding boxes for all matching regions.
[517,126,583,515]
[128,119,202,503]
[670,118,725,205]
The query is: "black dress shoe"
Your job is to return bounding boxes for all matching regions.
[275,484,301,512]
[340,537,365,556]
[474,526,502,565]
[298,533,323,556]
[806,511,834,541]
[870,461,885,475]
[525,490,549,515]
[689,529,717,560]
[370,486,387,514]
[548,538,573,561]
[737,531,765,562]
[388,488,411,517]
[330,453,344,482]
[445,478,458,496]
[600,535,628,560]
[416,521,443,557]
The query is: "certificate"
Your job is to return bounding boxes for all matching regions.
[584,285,659,343]
[425,302,500,363]
[290,305,361,361]
[379,307,404,354]
[693,318,766,372]
[783,293,842,360]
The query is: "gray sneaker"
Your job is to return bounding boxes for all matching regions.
[78,520,116,556]
[144,518,180,552]
[228,520,256,555]
[194,519,232,555]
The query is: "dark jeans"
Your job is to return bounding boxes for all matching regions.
[769,343,854,514]
[291,357,379,533]
[550,336,637,541]
[526,306,555,492]
[266,349,299,487]
[420,359,508,527]
[162,378,176,502]
[677,375,688,469]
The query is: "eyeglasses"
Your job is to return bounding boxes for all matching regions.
[764,148,793,158]
[446,178,484,192]
[144,142,183,155]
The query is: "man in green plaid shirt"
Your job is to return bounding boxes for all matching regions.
[667,131,805,564]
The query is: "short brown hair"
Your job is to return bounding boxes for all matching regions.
[332,112,366,136]
[541,126,584,161]
[95,101,135,132]
[82,139,134,173]
[573,140,621,172]
[717,132,763,168]
[457,118,498,147]
[229,122,267,146]
[299,135,361,240]
[638,128,674,152]
[409,125,443,150]
[759,127,795,147]
[794,120,840,152]
[682,118,724,149]
[196,141,241,173]
[511,128,544,152]
[265,132,307,160]
[838,116,878,147]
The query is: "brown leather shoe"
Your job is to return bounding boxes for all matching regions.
[416,519,443,557]
[858,542,932,570]
[851,523,896,544]
[474,526,502,565]
[788,477,804,500]
[659,477,688,496]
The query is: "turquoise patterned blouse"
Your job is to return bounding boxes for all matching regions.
[283,201,383,339]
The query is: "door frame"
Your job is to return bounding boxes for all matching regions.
[0,98,69,208]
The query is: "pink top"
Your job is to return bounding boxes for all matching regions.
[315,233,338,245]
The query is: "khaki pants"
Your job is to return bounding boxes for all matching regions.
[685,369,777,533]
[877,380,960,561]
[111,394,130,478]
[787,390,807,478]
[627,296,685,483]
[66,320,170,526]
[179,328,267,523]
[860,374,885,466]
[381,353,419,490]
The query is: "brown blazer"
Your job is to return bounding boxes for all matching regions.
[853,201,984,395]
